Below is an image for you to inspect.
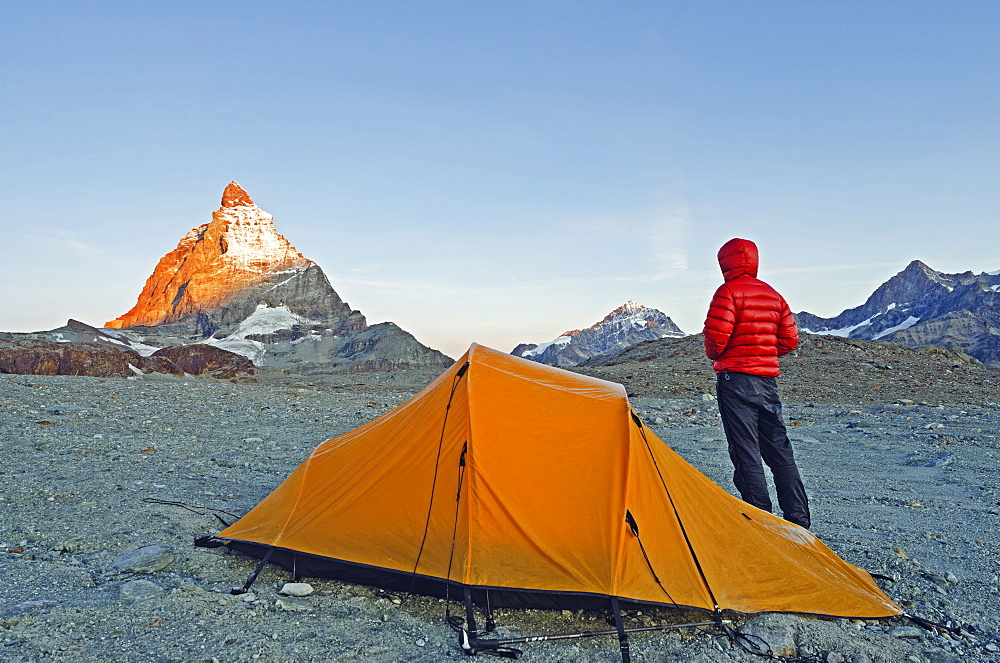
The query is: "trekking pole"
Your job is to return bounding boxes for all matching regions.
[459,619,727,656]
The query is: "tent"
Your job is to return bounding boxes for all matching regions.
[198,344,900,656]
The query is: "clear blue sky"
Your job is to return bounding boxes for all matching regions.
[2,1,998,358]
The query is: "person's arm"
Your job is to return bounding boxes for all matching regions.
[703,284,735,360]
[776,296,798,356]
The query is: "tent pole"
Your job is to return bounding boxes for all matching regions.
[459,619,724,655]
[231,546,273,595]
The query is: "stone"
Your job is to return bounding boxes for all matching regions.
[119,579,164,603]
[923,572,950,587]
[739,614,798,657]
[0,339,140,378]
[113,545,175,574]
[278,582,314,597]
[921,648,961,663]
[889,626,925,639]
[150,344,254,379]
[1,600,58,617]
[44,404,86,415]
[275,596,311,612]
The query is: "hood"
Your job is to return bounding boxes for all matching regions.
[718,238,759,281]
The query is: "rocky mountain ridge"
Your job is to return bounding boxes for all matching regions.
[577,332,997,407]
[101,182,451,373]
[106,182,364,338]
[512,301,686,367]
[795,260,1000,367]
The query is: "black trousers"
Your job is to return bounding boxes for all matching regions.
[716,371,810,529]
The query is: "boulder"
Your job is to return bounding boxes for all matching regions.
[0,339,139,377]
[150,344,254,378]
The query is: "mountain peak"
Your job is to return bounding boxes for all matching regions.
[513,303,685,367]
[221,181,255,208]
[106,185,343,333]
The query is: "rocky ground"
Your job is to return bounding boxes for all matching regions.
[1,338,999,663]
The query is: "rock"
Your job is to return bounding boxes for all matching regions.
[278,582,314,597]
[1,599,58,617]
[151,344,254,379]
[923,572,950,587]
[897,399,915,406]
[921,648,961,663]
[275,596,311,612]
[44,404,86,415]
[119,579,164,602]
[701,393,716,401]
[739,614,798,657]
[825,653,846,663]
[174,579,209,596]
[918,451,954,467]
[653,417,665,425]
[945,572,958,584]
[113,545,175,574]
[0,339,141,378]
[889,626,925,639]
[240,592,258,603]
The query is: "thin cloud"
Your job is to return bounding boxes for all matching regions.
[647,211,689,280]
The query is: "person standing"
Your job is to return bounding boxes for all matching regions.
[703,238,810,529]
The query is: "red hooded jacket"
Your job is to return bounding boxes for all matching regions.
[703,238,798,377]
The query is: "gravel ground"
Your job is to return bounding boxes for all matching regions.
[1,361,999,663]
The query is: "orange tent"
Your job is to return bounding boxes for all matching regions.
[204,343,899,622]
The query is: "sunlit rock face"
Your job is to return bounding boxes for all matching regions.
[105,182,364,337]
[102,182,452,373]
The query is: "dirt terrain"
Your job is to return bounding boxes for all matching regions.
[1,338,998,662]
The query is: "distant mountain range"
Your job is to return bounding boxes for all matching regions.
[796,260,1000,367]
[512,301,686,367]
[7,186,997,377]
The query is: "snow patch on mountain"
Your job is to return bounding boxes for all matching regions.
[873,316,921,340]
[519,335,572,359]
[205,304,318,364]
